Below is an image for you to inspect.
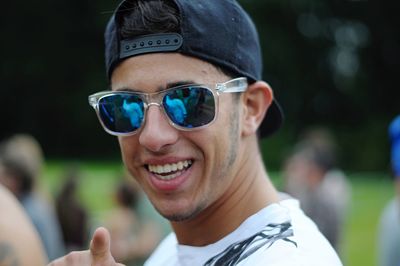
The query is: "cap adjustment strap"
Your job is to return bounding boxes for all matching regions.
[120,33,183,59]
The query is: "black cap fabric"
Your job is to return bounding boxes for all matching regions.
[104,0,283,138]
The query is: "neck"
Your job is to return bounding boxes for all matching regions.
[171,138,279,246]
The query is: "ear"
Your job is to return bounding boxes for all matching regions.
[241,81,273,137]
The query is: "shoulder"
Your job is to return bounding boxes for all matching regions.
[259,199,343,266]
[144,233,178,266]
[0,185,48,265]
[233,198,342,266]
[201,200,342,266]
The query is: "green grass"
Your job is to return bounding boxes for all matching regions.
[41,161,395,265]
[342,173,394,266]
[43,161,124,213]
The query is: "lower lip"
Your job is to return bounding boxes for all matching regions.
[148,164,193,192]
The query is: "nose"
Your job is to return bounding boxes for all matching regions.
[139,105,179,152]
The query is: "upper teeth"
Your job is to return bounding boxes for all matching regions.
[148,160,192,175]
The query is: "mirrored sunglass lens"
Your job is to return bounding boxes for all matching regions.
[98,93,144,133]
[163,86,215,128]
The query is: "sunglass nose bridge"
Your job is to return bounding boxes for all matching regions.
[147,102,162,108]
[145,90,166,107]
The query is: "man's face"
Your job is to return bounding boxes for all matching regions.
[111,53,243,221]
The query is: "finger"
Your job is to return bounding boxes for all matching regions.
[47,250,91,266]
[90,227,111,260]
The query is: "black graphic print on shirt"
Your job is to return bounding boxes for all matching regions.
[203,221,297,266]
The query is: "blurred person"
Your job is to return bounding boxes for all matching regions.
[104,179,161,266]
[48,0,342,265]
[283,128,351,252]
[56,164,88,252]
[378,115,400,266]
[0,183,47,265]
[0,134,65,260]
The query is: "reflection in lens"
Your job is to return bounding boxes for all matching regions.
[164,87,215,128]
[98,94,144,133]
[123,100,144,129]
[165,96,187,124]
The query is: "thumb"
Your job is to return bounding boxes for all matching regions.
[90,227,112,260]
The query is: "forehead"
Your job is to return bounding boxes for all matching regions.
[110,53,226,92]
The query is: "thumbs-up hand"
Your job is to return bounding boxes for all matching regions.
[48,227,125,266]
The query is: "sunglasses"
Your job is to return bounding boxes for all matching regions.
[88,77,248,136]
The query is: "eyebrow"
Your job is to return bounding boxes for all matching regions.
[114,80,197,92]
[165,80,196,89]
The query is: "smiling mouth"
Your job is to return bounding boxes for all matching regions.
[147,160,193,180]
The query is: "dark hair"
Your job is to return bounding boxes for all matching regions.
[118,0,240,80]
[294,144,336,172]
[119,0,180,38]
[116,181,139,207]
[0,157,33,194]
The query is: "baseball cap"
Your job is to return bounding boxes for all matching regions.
[104,0,283,138]
[389,115,400,177]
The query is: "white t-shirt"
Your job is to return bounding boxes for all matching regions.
[145,199,343,266]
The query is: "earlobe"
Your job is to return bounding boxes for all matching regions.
[241,81,273,137]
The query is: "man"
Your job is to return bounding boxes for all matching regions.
[0,135,65,261]
[0,184,47,266]
[283,128,351,252]
[49,0,342,265]
[378,115,400,266]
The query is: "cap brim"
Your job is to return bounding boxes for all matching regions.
[258,99,284,138]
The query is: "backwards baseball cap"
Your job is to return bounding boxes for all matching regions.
[104,0,283,138]
[389,115,400,177]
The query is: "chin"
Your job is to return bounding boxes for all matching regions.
[155,201,206,222]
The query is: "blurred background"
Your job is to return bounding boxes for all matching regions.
[0,0,399,265]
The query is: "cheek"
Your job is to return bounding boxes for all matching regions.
[118,137,138,165]
[118,138,127,156]
[202,118,238,171]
